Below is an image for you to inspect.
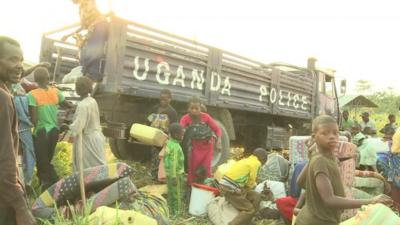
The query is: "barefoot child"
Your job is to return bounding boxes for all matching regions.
[296,115,392,225]
[164,123,185,217]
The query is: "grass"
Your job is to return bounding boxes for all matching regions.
[32,143,285,225]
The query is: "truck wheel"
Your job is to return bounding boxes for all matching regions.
[212,120,230,171]
[109,138,151,161]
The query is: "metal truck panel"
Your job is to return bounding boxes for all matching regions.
[39,16,317,120]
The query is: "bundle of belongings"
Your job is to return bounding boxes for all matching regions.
[340,203,400,225]
[32,163,170,225]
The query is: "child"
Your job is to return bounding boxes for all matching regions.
[220,148,268,225]
[295,115,392,225]
[12,83,36,188]
[148,89,178,179]
[163,123,185,217]
[180,96,222,185]
[67,76,106,171]
[27,67,73,188]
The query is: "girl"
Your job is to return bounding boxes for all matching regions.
[68,76,106,171]
[180,97,222,185]
[296,115,392,225]
[163,123,185,217]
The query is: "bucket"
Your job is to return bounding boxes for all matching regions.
[189,183,219,216]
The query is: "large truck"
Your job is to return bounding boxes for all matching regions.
[40,16,342,168]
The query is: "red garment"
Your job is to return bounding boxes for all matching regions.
[180,112,221,185]
[276,196,297,222]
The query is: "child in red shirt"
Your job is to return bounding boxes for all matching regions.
[180,97,221,185]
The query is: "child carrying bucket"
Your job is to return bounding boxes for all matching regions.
[163,123,185,217]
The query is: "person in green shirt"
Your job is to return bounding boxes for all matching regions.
[340,110,354,132]
[27,67,73,189]
[163,123,185,217]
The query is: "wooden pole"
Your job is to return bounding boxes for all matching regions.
[78,135,86,210]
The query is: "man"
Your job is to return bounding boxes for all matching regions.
[380,114,398,134]
[0,36,36,225]
[28,67,73,189]
[220,148,268,225]
[258,143,289,183]
[360,112,376,133]
[340,110,354,131]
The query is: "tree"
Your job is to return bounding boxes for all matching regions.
[355,80,373,95]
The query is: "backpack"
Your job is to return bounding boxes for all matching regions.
[188,123,213,140]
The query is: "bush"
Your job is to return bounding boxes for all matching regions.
[53,141,73,178]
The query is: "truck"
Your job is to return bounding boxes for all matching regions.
[39,15,343,169]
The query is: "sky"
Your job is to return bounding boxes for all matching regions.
[2,0,400,94]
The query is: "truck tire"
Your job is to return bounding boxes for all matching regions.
[212,120,230,171]
[109,138,151,161]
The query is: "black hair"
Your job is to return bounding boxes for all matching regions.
[33,67,50,83]
[342,110,349,114]
[160,89,172,98]
[76,76,93,95]
[169,123,183,140]
[253,148,268,163]
[0,36,20,58]
[188,96,202,106]
[312,115,337,133]
[389,114,396,119]
[384,126,396,135]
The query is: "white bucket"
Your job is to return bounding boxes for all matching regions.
[189,183,218,216]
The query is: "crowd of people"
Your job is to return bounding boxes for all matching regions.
[1,35,400,225]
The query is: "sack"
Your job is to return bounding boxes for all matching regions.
[354,177,384,196]
[89,206,157,225]
[255,180,287,200]
[88,177,137,213]
[32,163,135,219]
[207,197,238,225]
[340,203,400,225]
[188,123,213,140]
[122,191,170,225]
[352,187,373,200]
[335,142,357,188]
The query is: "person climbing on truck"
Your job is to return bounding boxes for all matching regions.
[180,96,222,185]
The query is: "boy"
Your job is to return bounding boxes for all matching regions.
[12,83,35,189]
[380,114,397,134]
[163,123,185,217]
[148,89,178,179]
[219,148,268,225]
[296,115,392,225]
[340,110,354,132]
[27,67,73,189]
